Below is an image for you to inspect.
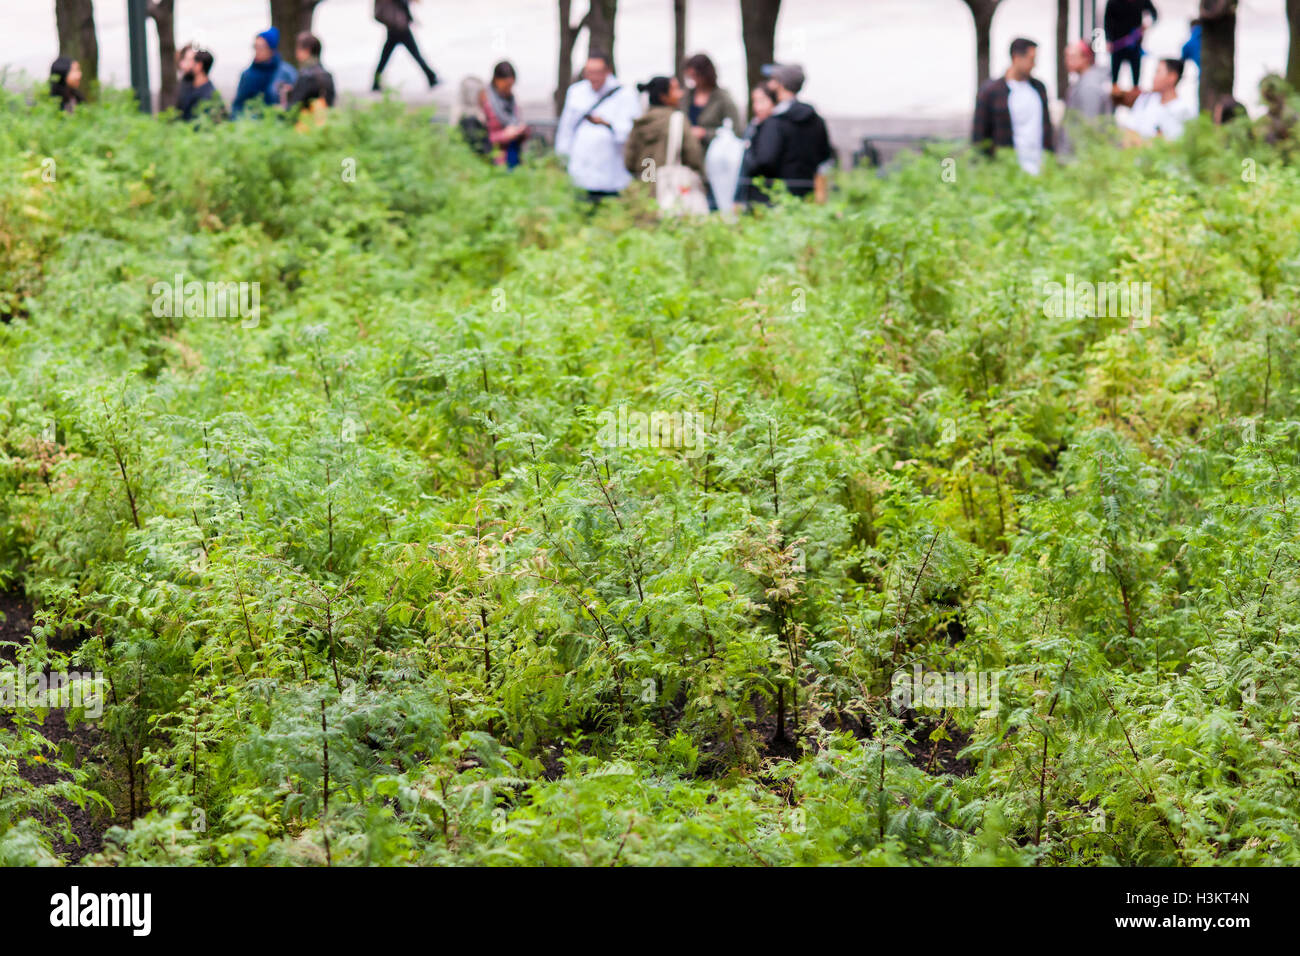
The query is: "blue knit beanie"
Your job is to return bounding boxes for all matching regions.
[258,27,280,50]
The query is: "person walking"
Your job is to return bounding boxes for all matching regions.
[48,57,84,113]
[232,27,298,117]
[483,61,529,168]
[972,37,1054,174]
[1105,0,1158,86]
[555,52,640,203]
[372,0,438,91]
[746,63,832,202]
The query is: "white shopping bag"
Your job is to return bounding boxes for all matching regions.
[705,118,745,216]
[658,111,710,217]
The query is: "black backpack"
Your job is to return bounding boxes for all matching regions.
[458,115,492,158]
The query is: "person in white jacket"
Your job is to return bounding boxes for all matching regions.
[555,53,640,202]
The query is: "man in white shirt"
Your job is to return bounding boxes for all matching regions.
[555,53,640,202]
[1006,73,1043,175]
[1114,57,1196,142]
[972,38,1054,175]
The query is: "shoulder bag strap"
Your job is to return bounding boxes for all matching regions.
[667,110,683,166]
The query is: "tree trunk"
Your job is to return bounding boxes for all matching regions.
[739,0,781,98]
[270,0,324,67]
[962,0,1003,92]
[673,0,687,79]
[1288,0,1300,92]
[556,0,585,114]
[1055,0,1069,100]
[55,0,99,91]
[554,1,618,114]
[147,0,177,109]
[1198,0,1236,114]
[586,0,618,71]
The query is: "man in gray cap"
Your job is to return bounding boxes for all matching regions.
[741,62,832,205]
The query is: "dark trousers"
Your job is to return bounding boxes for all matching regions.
[376,27,436,82]
[1111,45,1141,86]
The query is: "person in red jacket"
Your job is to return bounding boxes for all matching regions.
[482,61,529,168]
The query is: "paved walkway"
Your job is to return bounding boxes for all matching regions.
[3,0,1287,132]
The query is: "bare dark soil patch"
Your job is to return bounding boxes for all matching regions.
[902,721,973,777]
[0,591,114,862]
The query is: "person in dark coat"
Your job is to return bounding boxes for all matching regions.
[177,48,221,123]
[744,63,832,203]
[175,43,195,109]
[232,27,298,117]
[1105,0,1158,86]
[48,57,84,113]
[372,0,438,91]
[284,32,337,112]
[737,83,776,206]
[972,37,1054,174]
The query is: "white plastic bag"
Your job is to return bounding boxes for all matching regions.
[657,111,710,217]
[704,118,745,215]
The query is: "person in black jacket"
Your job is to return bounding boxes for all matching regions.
[1105,0,1158,86]
[744,64,831,204]
[48,57,84,113]
[737,83,776,205]
[972,38,1054,174]
[373,0,438,91]
[175,43,195,109]
[284,32,336,112]
[177,48,222,123]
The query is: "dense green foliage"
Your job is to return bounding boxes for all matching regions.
[2,88,1299,866]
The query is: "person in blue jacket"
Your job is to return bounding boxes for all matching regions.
[1181,23,1201,68]
[231,27,297,117]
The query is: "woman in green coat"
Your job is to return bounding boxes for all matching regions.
[624,76,705,185]
[681,53,742,150]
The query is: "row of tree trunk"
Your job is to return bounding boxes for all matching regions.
[54,0,325,108]
[50,0,778,112]
[50,0,1300,117]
